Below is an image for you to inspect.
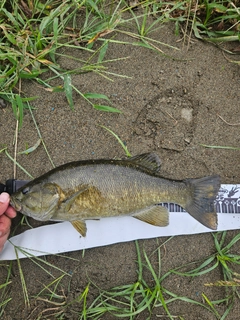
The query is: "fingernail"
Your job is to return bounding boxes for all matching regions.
[0,193,9,204]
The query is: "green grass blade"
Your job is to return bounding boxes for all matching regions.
[93,104,122,113]
[5,149,33,178]
[223,233,240,252]
[27,101,55,168]
[15,94,24,129]
[15,249,30,307]
[200,144,240,150]
[163,288,215,314]
[18,139,42,155]
[98,40,109,63]
[100,125,131,157]
[207,36,239,42]
[84,93,110,101]
[0,281,11,290]
[64,74,74,109]
[86,0,102,18]
[171,255,217,277]
[202,293,221,319]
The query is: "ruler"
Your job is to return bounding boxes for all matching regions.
[161,184,240,214]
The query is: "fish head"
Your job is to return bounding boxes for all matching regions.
[10,182,60,221]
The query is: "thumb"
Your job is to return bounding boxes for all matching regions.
[0,193,10,215]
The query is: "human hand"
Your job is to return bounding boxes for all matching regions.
[0,193,17,252]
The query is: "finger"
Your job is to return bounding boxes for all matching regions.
[0,213,11,233]
[5,206,17,218]
[0,193,10,216]
[0,211,12,253]
[0,232,9,253]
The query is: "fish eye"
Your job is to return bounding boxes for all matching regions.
[22,187,30,195]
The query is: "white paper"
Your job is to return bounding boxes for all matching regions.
[1,184,239,260]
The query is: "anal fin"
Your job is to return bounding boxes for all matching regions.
[71,220,87,237]
[132,205,169,227]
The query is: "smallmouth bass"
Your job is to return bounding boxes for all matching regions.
[10,153,220,236]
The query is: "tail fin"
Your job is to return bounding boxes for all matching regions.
[184,175,221,230]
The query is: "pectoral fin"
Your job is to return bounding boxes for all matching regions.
[62,185,89,212]
[132,205,169,227]
[71,220,87,237]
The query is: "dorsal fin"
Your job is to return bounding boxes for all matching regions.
[129,153,161,172]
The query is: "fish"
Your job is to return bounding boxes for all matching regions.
[10,153,220,236]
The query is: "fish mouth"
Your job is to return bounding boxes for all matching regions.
[10,198,22,212]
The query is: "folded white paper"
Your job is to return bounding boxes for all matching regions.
[1,184,239,260]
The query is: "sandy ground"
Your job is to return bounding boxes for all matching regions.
[0,18,240,319]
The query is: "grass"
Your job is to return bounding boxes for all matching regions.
[0,0,239,319]
[1,0,239,125]
[168,232,240,318]
[2,236,238,319]
[100,125,132,157]
[0,261,12,318]
[0,0,123,117]
[73,235,239,320]
[201,144,240,151]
